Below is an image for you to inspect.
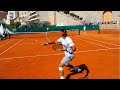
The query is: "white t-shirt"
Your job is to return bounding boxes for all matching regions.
[56,37,75,56]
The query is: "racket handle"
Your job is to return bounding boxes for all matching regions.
[69,52,73,54]
[63,50,73,54]
[42,43,48,46]
[67,51,73,54]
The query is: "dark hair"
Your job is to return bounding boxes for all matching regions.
[61,29,67,34]
[61,29,67,37]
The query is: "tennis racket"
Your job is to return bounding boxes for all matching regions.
[53,44,66,51]
[52,44,73,54]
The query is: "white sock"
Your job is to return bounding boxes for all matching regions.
[60,76,64,79]
[77,68,81,72]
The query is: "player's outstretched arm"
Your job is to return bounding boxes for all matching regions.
[42,41,56,46]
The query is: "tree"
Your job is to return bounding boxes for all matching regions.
[14,22,21,28]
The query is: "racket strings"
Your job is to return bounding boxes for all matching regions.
[53,44,66,51]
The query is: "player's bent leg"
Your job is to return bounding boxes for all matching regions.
[59,63,64,79]
[59,55,74,79]
[65,55,75,70]
[61,55,74,66]
[66,55,74,65]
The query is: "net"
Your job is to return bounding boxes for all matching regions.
[9,29,79,39]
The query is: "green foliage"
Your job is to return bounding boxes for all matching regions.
[14,22,21,28]
[26,21,51,28]
[0,22,21,32]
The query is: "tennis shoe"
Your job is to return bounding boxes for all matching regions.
[74,67,81,72]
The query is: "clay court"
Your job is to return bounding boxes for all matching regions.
[0,30,119,79]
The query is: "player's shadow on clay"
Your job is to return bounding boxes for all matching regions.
[66,64,89,79]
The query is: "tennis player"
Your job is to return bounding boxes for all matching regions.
[43,29,81,79]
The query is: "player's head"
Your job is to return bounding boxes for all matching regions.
[61,29,67,37]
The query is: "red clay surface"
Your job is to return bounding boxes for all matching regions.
[0,30,119,79]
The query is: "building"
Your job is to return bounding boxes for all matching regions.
[7,11,18,20]
[17,11,120,26]
[0,11,7,21]
[19,11,29,18]
[19,11,50,26]
[5,11,19,24]
[70,11,120,23]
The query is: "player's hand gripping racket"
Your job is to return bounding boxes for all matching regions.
[42,43,48,46]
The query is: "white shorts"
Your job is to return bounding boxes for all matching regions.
[61,54,74,65]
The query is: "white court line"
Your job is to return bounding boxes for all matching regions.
[17,41,48,46]
[0,35,30,56]
[0,39,15,48]
[46,31,50,42]
[0,53,64,60]
[0,47,119,60]
[72,37,111,49]
[74,48,120,53]
[17,42,42,45]
[76,35,120,46]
